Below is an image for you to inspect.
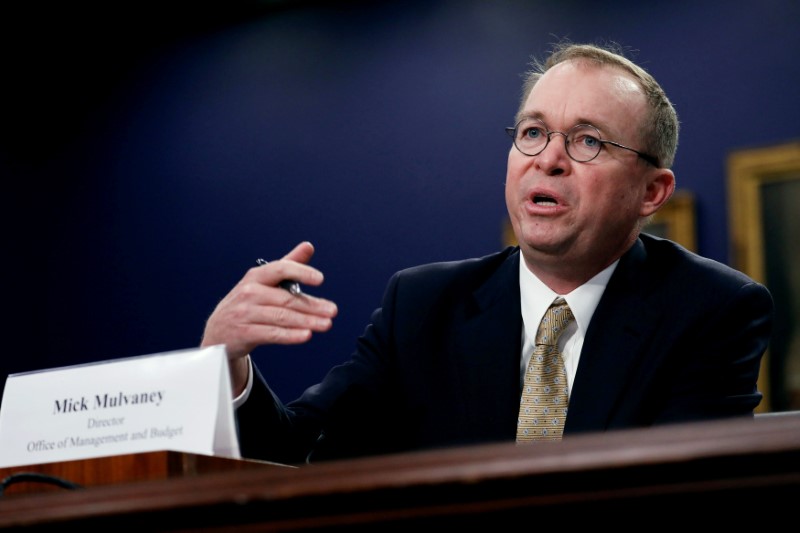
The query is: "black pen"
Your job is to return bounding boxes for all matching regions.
[256,258,303,295]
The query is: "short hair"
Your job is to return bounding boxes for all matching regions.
[517,42,679,169]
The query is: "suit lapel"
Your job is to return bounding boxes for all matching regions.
[565,238,662,433]
[450,249,523,440]
[439,240,666,438]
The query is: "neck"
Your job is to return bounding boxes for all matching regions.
[520,235,637,294]
[523,259,597,295]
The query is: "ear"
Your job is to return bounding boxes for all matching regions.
[639,168,675,217]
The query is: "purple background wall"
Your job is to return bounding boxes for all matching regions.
[3,0,799,404]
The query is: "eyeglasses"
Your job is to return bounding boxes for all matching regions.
[505,118,659,167]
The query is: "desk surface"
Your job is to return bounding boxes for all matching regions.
[1,414,798,530]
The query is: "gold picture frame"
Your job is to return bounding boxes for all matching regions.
[728,141,800,413]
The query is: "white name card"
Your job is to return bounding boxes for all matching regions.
[0,345,240,468]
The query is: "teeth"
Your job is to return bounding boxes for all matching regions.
[534,196,557,206]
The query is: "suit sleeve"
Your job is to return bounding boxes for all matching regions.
[652,279,774,424]
[234,271,403,464]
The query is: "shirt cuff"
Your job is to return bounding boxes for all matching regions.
[232,354,254,409]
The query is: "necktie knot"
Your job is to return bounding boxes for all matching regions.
[534,298,574,347]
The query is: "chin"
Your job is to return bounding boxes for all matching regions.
[519,238,564,257]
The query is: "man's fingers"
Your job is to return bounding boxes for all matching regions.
[258,302,335,331]
[256,282,338,318]
[256,242,324,289]
[283,241,315,264]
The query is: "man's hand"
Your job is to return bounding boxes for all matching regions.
[200,241,338,395]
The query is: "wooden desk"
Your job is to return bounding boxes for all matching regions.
[0,450,288,496]
[0,414,798,530]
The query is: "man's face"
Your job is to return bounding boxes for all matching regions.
[505,60,670,278]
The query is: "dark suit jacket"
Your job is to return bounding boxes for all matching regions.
[236,234,774,464]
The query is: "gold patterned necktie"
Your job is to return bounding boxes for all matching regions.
[517,297,574,442]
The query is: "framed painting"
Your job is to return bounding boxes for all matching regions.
[728,141,800,412]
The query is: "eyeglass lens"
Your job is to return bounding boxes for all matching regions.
[512,119,602,162]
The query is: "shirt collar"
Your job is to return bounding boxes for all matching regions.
[518,256,619,339]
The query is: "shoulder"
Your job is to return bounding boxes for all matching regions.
[377,246,520,310]
[634,234,772,302]
[391,246,518,287]
[638,234,752,283]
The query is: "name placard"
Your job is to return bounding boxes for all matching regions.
[0,345,240,468]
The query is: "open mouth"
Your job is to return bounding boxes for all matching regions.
[533,194,558,206]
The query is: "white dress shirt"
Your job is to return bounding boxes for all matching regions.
[232,354,254,409]
[518,257,618,396]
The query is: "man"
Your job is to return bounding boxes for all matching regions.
[200,43,773,464]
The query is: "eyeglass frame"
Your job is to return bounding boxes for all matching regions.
[505,119,660,167]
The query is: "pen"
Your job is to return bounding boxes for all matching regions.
[256,258,303,296]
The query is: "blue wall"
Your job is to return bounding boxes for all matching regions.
[3,0,799,403]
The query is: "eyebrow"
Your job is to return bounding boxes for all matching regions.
[517,110,545,123]
[517,111,615,137]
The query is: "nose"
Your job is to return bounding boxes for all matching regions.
[535,132,570,176]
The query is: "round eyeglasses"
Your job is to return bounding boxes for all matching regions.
[505,118,659,167]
